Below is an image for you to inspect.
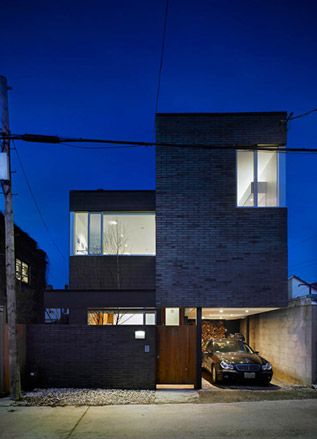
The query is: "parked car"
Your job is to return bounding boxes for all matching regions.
[202,338,273,385]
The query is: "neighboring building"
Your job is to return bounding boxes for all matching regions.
[0,212,47,324]
[36,111,291,389]
[288,274,317,299]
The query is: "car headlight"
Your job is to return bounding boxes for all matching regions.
[220,360,234,370]
[262,362,272,371]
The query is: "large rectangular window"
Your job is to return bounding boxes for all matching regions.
[73,212,155,255]
[87,309,156,326]
[237,150,279,207]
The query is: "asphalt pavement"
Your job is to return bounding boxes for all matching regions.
[0,399,317,438]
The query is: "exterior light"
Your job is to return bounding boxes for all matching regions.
[219,309,223,313]
[135,330,145,339]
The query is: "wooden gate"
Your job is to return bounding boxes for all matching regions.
[156,325,196,385]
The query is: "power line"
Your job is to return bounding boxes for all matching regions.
[287,108,317,121]
[13,141,66,262]
[4,133,317,153]
[155,0,169,114]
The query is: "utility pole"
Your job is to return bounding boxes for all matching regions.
[0,75,21,400]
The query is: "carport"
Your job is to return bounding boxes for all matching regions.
[184,307,278,388]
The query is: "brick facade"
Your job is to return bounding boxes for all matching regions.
[69,256,155,290]
[156,112,288,308]
[26,325,156,389]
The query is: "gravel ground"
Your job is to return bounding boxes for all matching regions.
[21,388,156,406]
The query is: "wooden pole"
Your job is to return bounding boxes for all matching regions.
[195,307,202,389]
[0,75,21,400]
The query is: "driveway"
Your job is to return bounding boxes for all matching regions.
[0,399,317,439]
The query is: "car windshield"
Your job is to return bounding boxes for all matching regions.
[212,340,253,354]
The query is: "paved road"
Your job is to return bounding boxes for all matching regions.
[1,399,317,438]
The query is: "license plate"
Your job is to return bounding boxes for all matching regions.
[244,372,256,379]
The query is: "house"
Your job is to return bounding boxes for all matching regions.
[0,212,47,324]
[288,274,317,299]
[0,212,47,394]
[29,111,292,389]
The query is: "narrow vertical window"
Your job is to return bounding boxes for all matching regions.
[237,151,255,207]
[74,213,88,254]
[257,151,278,207]
[89,213,102,254]
[165,308,180,326]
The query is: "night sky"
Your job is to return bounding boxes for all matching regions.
[1,0,317,287]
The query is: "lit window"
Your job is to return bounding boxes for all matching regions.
[103,214,155,255]
[16,259,22,281]
[74,212,88,255]
[16,258,30,284]
[89,213,102,254]
[165,308,180,326]
[145,313,156,325]
[237,150,279,207]
[73,212,155,256]
[87,309,156,326]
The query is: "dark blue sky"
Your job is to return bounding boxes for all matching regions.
[1,0,317,287]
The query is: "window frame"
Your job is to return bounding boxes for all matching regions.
[236,149,280,208]
[71,211,156,256]
[87,308,156,326]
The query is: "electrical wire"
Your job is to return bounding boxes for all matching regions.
[287,108,317,121]
[5,134,317,153]
[13,141,66,262]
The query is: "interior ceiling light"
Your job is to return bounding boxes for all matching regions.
[219,309,223,313]
[245,310,249,313]
[109,220,117,225]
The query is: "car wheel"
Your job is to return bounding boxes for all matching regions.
[211,365,218,384]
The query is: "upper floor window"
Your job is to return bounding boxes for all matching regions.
[16,258,30,284]
[72,212,155,256]
[237,150,279,207]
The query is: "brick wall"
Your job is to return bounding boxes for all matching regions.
[26,325,156,389]
[70,190,155,212]
[70,256,155,290]
[156,112,288,307]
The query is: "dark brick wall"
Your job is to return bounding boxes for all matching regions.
[156,112,288,308]
[44,289,156,324]
[0,213,47,323]
[70,256,155,290]
[26,325,156,389]
[70,190,155,212]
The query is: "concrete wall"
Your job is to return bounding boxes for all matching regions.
[156,112,288,308]
[26,325,156,389]
[245,299,316,385]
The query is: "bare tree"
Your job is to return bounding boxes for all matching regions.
[103,219,128,289]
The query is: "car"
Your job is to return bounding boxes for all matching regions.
[202,338,273,385]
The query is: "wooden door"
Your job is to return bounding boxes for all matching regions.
[156,325,196,384]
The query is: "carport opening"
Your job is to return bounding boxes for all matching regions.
[185,307,277,389]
